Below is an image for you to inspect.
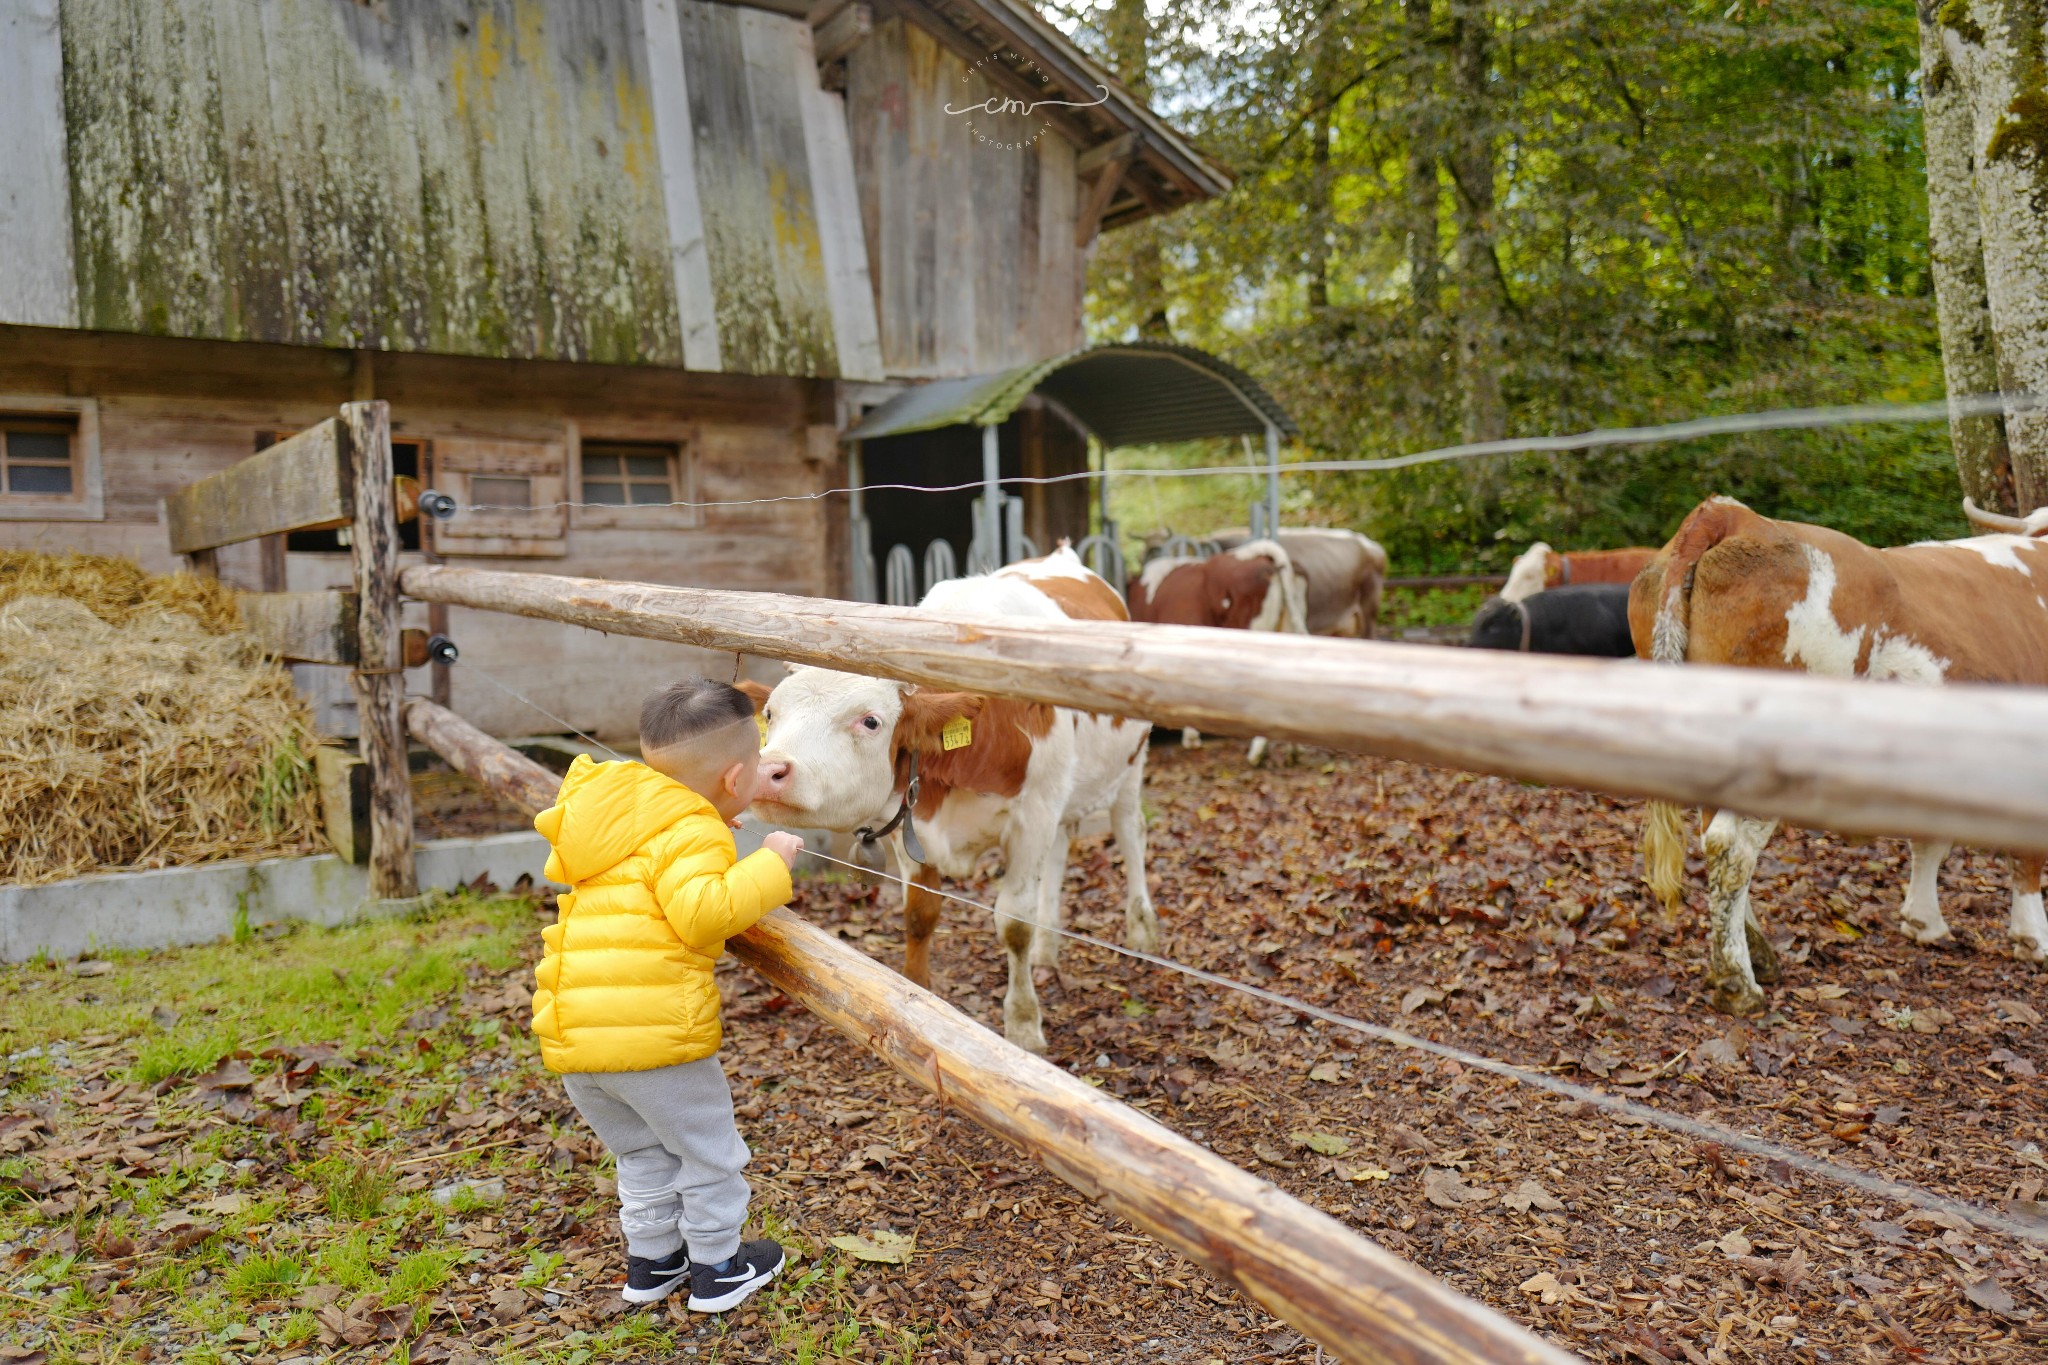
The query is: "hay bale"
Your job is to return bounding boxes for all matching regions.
[0,550,242,634]
[0,557,324,886]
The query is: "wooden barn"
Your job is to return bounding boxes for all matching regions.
[0,0,1226,739]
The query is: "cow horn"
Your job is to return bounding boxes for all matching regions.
[1962,496,2031,534]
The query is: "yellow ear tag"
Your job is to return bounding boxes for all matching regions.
[756,714,769,742]
[941,716,973,751]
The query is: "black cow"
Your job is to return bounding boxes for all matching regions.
[1467,583,1635,656]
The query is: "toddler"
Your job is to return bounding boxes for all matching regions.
[531,677,804,1310]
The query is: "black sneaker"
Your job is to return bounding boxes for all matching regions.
[686,1239,786,1313]
[621,1247,691,1305]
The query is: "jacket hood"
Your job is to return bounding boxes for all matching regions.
[534,754,716,884]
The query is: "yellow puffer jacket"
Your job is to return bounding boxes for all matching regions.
[530,755,793,1074]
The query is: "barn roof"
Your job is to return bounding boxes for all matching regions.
[844,343,1298,446]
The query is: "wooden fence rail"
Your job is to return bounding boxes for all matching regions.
[400,566,2048,855]
[398,698,1578,1365]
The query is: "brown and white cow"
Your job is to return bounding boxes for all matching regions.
[1630,496,2048,1015]
[1128,539,1306,763]
[747,548,1156,1053]
[1209,528,1388,638]
[1501,541,1659,604]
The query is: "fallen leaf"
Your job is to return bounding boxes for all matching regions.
[1307,1061,1344,1084]
[194,1192,249,1216]
[1696,1036,1743,1069]
[1991,999,2043,1026]
[1501,1179,1564,1213]
[1717,1229,1753,1258]
[1251,1141,1295,1167]
[1289,1131,1352,1157]
[830,1229,915,1265]
[1961,1276,2018,1317]
[1422,1168,1491,1209]
[1399,986,1445,1014]
[1333,1162,1391,1183]
[69,960,112,978]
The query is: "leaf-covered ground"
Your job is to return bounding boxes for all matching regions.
[4,743,2045,1364]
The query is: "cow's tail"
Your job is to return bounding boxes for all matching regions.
[1637,497,1748,913]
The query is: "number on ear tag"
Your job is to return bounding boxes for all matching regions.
[941,716,973,751]
[756,714,769,742]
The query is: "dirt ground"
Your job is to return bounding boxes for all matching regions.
[7,743,2046,1363]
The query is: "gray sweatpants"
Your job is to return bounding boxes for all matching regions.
[562,1057,751,1265]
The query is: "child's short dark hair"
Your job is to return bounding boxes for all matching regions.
[640,677,757,754]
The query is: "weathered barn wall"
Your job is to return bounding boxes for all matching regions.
[0,326,836,739]
[846,17,1085,379]
[0,0,76,329]
[5,0,886,381]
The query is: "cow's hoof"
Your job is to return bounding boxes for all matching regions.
[1125,918,1160,955]
[2011,933,2048,965]
[1899,917,1953,946]
[1007,1021,1049,1055]
[1707,979,1767,1017]
[1247,737,1269,767]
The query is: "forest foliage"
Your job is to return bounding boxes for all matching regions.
[1063,0,1962,570]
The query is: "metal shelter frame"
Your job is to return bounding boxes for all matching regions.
[843,342,1300,599]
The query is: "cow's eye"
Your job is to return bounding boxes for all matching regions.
[859,714,881,732]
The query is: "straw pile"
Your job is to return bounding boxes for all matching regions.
[0,552,325,886]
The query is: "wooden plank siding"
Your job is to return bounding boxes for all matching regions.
[0,325,834,739]
[846,18,1088,378]
[26,0,884,382]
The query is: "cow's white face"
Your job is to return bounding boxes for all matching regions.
[751,667,907,831]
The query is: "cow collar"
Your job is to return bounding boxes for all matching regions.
[857,750,926,864]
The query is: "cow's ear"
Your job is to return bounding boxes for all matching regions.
[734,679,772,713]
[896,689,985,754]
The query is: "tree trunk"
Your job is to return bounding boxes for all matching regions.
[1105,0,1173,341]
[1946,0,2048,510]
[1447,0,1506,443]
[1919,4,2017,512]
[1403,0,1441,318]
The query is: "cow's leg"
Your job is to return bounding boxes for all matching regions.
[1028,823,1075,971]
[1702,811,1778,1015]
[2007,853,2048,964]
[1110,761,1160,954]
[887,837,944,989]
[1898,839,1955,944]
[1248,736,1269,766]
[1180,727,1202,750]
[993,826,1055,1053]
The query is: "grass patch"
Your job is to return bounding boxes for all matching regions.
[224,1252,302,1301]
[0,891,534,1067]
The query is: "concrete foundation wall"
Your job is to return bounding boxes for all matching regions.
[0,831,560,963]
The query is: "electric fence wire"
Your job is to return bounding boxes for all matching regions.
[459,390,2048,515]
[444,652,2048,1248]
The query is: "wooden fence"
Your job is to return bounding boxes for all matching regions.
[398,566,2048,854]
[219,468,2048,1363]
[162,400,420,898]
[383,559,2048,1362]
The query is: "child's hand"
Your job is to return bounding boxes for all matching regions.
[763,831,804,869]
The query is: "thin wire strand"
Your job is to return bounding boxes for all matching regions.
[460,391,2047,515]
[449,656,2048,1245]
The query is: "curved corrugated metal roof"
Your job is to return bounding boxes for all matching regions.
[843,343,1298,446]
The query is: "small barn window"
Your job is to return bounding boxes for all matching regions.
[469,475,534,509]
[273,435,425,553]
[1,416,78,498]
[580,444,678,506]
[570,435,698,529]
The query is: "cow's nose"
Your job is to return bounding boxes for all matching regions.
[759,759,793,794]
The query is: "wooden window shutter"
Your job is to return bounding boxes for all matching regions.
[431,437,568,558]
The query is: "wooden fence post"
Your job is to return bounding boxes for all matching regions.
[344,400,416,900]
